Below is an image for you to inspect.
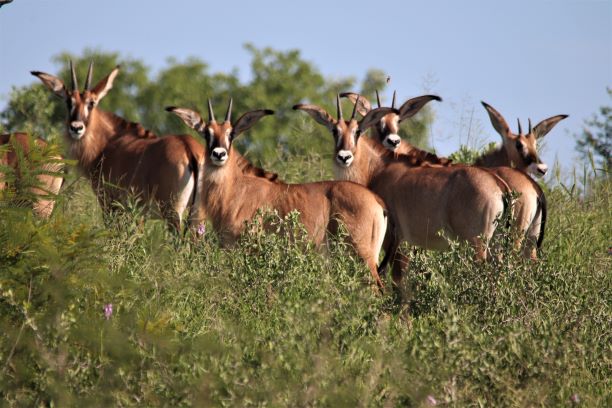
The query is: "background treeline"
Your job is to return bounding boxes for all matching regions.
[0,45,435,179]
[0,47,610,406]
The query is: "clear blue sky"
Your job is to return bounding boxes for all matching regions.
[1,0,610,177]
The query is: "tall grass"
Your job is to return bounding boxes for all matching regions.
[0,150,610,406]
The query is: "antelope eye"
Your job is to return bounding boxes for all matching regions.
[516,140,523,150]
[332,128,339,137]
[88,100,95,109]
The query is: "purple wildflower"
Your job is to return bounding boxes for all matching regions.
[426,395,438,406]
[197,223,206,237]
[570,393,580,404]
[103,303,113,320]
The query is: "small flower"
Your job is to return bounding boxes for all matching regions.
[103,303,113,320]
[570,393,580,404]
[197,223,206,237]
[426,395,438,406]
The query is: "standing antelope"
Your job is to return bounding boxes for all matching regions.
[294,97,509,284]
[32,62,205,231]
[167,99,389,289]
[342,92,566,259]
[0,132,64,218]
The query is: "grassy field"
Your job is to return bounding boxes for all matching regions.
[1,150,610,407]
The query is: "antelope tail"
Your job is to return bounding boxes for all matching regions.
[536,190,547,248]
[377,211,399,277]
[186,151,202,235]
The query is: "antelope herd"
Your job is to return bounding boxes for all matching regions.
[0,61,569,291]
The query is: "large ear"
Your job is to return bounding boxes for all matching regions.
[340,92,372,116]
[292,104,336,130]
[91,66,120,102]
[31,71,68,99]
[481,101,511,138]
[358,107,396,133]
[233,109,274,137]
[398,95,442,121]
[532,114,568,139]
[165,107,206,132]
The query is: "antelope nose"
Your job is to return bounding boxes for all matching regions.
[537,163,548,175]
[338,153,352,163]
[212,150,227,159]
[388,138,400,147]
[70,122,84,132]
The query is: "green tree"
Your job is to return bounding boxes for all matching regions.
[576,88,611,173]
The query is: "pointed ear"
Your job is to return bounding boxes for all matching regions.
[481,101,511,138]
[398,95,442,121]
[165,107,206,132]
[31,71,68,99]
[339,92,372,116]
[358,107,396,133]
[533,114,568,139]
[292,104,336,130]
[91,66,120,102]
[233,109,274,137]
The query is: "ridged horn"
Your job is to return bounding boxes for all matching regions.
[517,118,522,135]
[528,118,532,134]
[336,94,343,121]
[85,60,94,91]
[69,60,78,91]
[391,90,397,109]
[208,98,216,122]
[225,97,233,123]
[351,95,360,120]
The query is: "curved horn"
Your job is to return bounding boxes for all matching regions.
[225,97,233,123]
[391,90,397,109]
[351,95,360,120]
[207,98,216,123]
[85,60,94,91]
[517,118,522,135]
[69,60,78,91]
[375,90,382,108]
[336,94,343,121]
[528,118,532,134]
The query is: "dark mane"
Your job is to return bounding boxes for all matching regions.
[364,137,452,168]
[102,111,158,140]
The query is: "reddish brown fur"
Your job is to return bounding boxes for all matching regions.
[168,104,389,289]
[0,132,64,218]
[295,102,507,285]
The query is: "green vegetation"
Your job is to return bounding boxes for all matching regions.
[1,49,610,406]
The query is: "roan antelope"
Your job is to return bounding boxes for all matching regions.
[0,132,64,218]
[342,92,565,259]
[32,61,205,231]
[294,96,509,284]
[167,99,390,289]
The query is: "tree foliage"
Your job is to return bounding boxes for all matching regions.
[0,46,435,169]
[575,88,611,174]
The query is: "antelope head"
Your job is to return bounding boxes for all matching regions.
[341,91,441,151]
[293,95,393,168]
[166,99,273,167]
[481,101,568,177]
[32,61,119,140]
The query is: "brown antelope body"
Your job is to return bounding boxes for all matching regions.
[167,100,389,288]
[295,97,508,283]
[342,93,566,259]
[1,132,64,218]
[32,62,207,231]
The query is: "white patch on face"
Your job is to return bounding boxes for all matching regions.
[528,162,548,177]
[336,149,354,167]
[225,128,232,147]
[69,121,86,140]
[210,147,229,166]
[207,129,215,149]
[383,133,401,151]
